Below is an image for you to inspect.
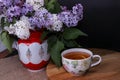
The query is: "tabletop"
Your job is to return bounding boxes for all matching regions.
[0,55,48,80]
[0,48,120,80]
[46,48,120,80]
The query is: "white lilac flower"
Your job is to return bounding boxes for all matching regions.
[4,16,31,39]
[4,25,15,34]
[47,14,63,31]
[25,0,34,6]
[26,0,44,11]
[4,19,30,40]
[20,16,34,30]
[14,20,30,39]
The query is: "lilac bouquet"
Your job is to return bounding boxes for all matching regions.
[0,0,87,67]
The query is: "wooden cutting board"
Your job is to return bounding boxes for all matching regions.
[46,48,120,80]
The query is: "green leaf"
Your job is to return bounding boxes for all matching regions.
[63,28,87,40]
[48,39,64,67]
[47,35,58,52]
[1,17,5,28]
[0,17,10,28]
[4,20,10,27]
[63,40,81,48]
[45,0,61,13]
[0,31,14,52]
[40,31,50,41]
[52,0,61,13]
[44,0,48,5]
[12,17,17,24]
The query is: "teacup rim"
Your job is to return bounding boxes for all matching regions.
[61,48,93,61]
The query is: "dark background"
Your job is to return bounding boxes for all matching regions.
[58,0,120,51]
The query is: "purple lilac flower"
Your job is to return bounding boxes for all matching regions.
[0,2,5,14]
[61,6,67,11]
[13,0,25,7]
[58,4,83,27]
[0,0,13,8]
[58,11,79,27]
[6,6,21,22]
[14,0,23,5]
[21,3,34,15]
[72,3,83,20]
[72,4,83,14]
[29,8,53,28]
[29,17,37,28]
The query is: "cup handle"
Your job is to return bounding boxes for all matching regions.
[91,55,102,67]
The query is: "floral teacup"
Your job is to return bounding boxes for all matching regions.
[61,48,102,76]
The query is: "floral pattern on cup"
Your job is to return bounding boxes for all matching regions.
[61,48,102,76]
[63,59,91,75]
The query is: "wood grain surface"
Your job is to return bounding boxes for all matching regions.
[46,48,120,80]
